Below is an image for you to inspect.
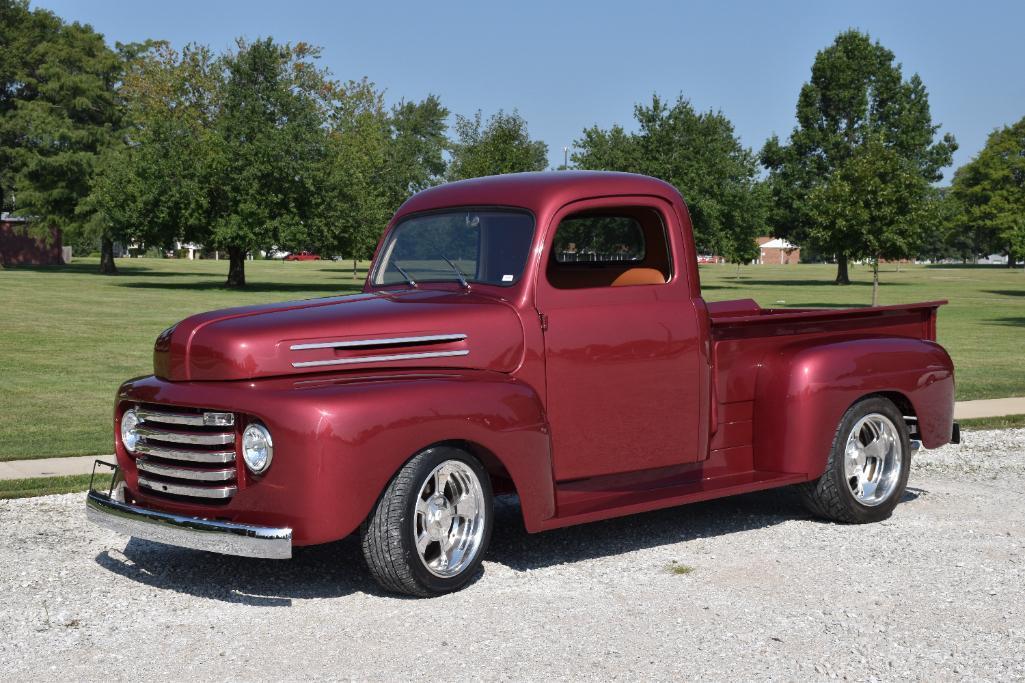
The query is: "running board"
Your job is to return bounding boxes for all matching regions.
[538,470,808,531]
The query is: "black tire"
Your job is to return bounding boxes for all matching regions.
[360,446,494,597]
[798,396,912,524]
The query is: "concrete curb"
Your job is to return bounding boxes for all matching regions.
[2,397,1024,481]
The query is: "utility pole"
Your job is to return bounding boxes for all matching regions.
[562,146,569,170]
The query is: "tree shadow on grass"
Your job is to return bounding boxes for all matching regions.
[736,279,909,288]
[984,289,1025,298]
[117,281,365,294]
[987,317,1025,327]
[4,262,184,277]
[923,263,1018,270]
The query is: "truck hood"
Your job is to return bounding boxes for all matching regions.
[153,289,525,381]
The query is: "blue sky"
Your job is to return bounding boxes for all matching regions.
[41,0,1025,179]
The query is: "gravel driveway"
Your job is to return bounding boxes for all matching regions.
[2,429,1024,681]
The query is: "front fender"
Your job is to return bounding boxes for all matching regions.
[752,337,955,478]
[302,371,555,539]
[117,370,554,546]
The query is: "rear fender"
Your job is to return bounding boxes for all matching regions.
[752,337,955,478]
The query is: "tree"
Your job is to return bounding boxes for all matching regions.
[448,109,547,180]
[313,78,392,278]
[761,30,956,284]
[1,0,60,211]
[1,4,124,272]
[85,41,208,263]
[573,94,764,259]
[950,116,1025,269]
[385,95,449,204]
[807,137,928,305]
[917,187,963,263]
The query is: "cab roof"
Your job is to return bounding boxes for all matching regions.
[394,171,684,221]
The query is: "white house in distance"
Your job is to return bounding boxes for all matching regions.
[756,236,800,264]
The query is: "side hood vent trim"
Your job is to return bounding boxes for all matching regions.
[289,333,470,369]
[289,333,467,351]
[292,348,469,369]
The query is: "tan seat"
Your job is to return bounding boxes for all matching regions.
[611,267,666,287]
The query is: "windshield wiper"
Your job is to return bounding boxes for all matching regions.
[441,256,471,290]
[393,262,417,288]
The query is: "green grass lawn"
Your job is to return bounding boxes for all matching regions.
[0,473,111,500]
[0,257,367,460]
[0,257,1023,460]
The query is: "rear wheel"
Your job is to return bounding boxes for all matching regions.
[360,446,493,597]
[799,397,911,524]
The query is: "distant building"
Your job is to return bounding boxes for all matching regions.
[0,214,65,266]
[757,236,800,265]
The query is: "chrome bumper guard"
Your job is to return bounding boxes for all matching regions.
[85,460,292,560]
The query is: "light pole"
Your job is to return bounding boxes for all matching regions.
[562,146,569,170]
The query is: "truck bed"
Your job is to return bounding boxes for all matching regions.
[706,298,946,456]
[707,298,943,342]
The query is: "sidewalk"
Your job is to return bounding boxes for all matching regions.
[2,397,1024,481]
[952,397,1025,420]
[0,454,110,481]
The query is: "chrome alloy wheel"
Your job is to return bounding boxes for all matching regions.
[413,460,487,578]
[844,413,903,507]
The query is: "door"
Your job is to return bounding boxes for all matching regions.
[536,198,704,481]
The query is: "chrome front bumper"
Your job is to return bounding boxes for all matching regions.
[85,463,292,560]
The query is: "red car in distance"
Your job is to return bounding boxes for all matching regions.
[284,251,321,261]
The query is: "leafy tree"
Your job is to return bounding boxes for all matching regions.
[917,187,963,263]
[312,78,392,278]
[807,137,928,305]
[85,41,210,262]
[573,94,764,260]
[448,109,547,180]
[761,29,956,284]
[950,116,1025,269]
[1,3,124,272]
[206,38,335,287]
[385,95,449,204]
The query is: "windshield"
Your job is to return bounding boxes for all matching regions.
[373,209,535,287]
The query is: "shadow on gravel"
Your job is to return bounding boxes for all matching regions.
[93,485,926,604]
[488,487,810,571]
[95,533,382,607]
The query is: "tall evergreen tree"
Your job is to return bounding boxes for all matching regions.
[1,3,124,271]
[761,30,957,284]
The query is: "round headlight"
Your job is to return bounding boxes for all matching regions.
[121,409,140,452]
[242,422,273,474]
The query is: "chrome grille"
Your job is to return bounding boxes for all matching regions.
[131,406,238,501]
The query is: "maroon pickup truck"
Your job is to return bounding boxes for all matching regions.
[87,172,958,596]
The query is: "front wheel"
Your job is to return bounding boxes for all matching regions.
[360,446,493,597]
[799,397,911,524]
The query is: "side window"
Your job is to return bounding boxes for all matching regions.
[547,208,672,290]
[553,216,645,263]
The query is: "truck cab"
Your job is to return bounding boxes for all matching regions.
[87,172,957,596]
